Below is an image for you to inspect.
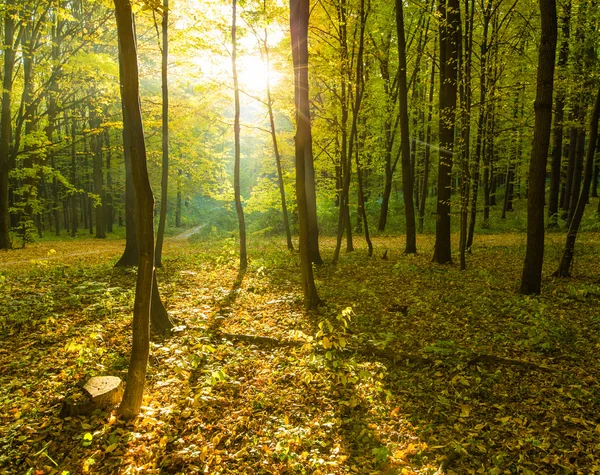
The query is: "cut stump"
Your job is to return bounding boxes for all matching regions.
[60,376,124,418]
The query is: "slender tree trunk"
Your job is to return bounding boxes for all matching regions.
[555,87,600,276]
[90,108,106,239]
[419,42,436,233]
[466,3,491,249]
[114,0,155,420]
[232,0,247,273]
[155,0,169,268]
[567,125,585,226]
[396,0,416,254]
[548,0,571,227]
[0,0,16,249]
[176,169,182,227]
[264,27,293,251]
[458,0,474,270]
[433,0,460,264]
[70,117,78,237]
[592,156,599,198]
[290,0,321,308]
[104,129,113,232]
[520,0,558,295]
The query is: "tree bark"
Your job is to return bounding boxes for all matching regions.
[90,108,106,239]
[0,0,16,249]
[555,87,600,277]
[264,27,293,251]
[114,0,154,420]
[433,0,460,264]
[290,0,321,309]
[548,0,571,227]
[232,0,247,273]
[419,42,436,234]
[396,0,416,254]
[155,0,169,268]
[520,0,558,295]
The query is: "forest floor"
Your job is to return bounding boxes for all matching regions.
[1,230,599,475]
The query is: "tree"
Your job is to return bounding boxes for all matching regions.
[290,0,321,309]
[433,0,460,264]
[547,0,571,227]
[555,86,600,277]
[114,0,155,420]
[232,0,248,273]
[0,0,17,250]
[155,0,169,268]
[395,0,416,254]
[520,0,558,295]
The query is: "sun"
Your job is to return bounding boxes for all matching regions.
[236,54,282,95]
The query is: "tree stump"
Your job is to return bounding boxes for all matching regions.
[60,376,124,418]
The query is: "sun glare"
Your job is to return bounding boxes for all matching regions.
[236,55,281,95]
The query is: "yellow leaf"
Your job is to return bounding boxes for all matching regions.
[322,337,331,349]
[460,405,471,417]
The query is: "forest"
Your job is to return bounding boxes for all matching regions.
[0,0,599,473]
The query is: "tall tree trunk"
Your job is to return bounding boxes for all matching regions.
[433,0,460,264]
[176,169,182,227]
[114,0,155,420]
[555,87,600,276]
[567,125,586,226]
[104,129,114,232]
[466,1,491,249]
[0,0,16,249]
[264,25,293,251]
[419,41,436,234]
[90,107,106,239]
[116,40,139,267]
[520,0,558,295]
[290,0,321,308]
[548,0,571,227]
[232,0,247,273]
[396,0,416,254]
[155,0,169,268]
[458,0,474,270]
[70,116,78,237]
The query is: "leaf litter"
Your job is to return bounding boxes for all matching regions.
[0,233,599,474]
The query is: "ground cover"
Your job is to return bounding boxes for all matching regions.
[1,232,599,474]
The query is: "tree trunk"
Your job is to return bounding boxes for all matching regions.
[264,29,293,251]
[114,0,154,420]
[433,0,460,264]
[0,0,16,250]
[232,0,247,273]
[548,0,571,227]
[155,0,169,268]
[396,0,416,254]
[555,87,600,276]
[520,0,558,295]
[90,108,106,239]
[104,129,114,233]
[70,117,78,237]
[116,41,139,268]
[458,0,474,270]
[176,169,182,227]
[419,42,436,234]
[290,0,321,309]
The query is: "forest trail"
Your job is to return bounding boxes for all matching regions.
[171,224,206,241]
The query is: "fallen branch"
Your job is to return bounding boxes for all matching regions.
[215,332,557,372]
[468,354,556,372]
[216,332,431,364]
